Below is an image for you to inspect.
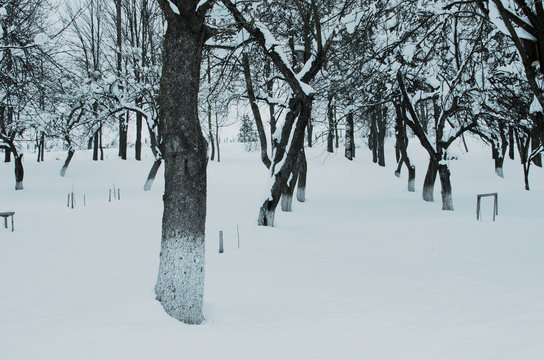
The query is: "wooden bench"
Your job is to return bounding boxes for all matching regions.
[0,211,15,232]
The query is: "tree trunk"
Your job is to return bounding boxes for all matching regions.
[207,103,215,161]
[281,168,299,212]
[531,132,542,167]
[438,163,453,210]
[136,107,142,161]
[523,161,530,190]
[327,95,334,153]
[99,125,104,160]
[345,112,354,160]
[258,98,308,226]
[60,149,75,177]
[242,53,270,168]
[296,148,307,202]
[407,165,416,192]
[377,106,386,167]
[93,131,99,161]
[154,1,208,325]
[370,109,378,163]
[144,159,162,191]
[14,154,24,190]
[422,158,438,202]
[119,113,128,160]
[508,126,515,160]
[307,118,313,148]
[215,112,220,163]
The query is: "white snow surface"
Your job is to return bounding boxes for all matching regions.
[1,138,544,359]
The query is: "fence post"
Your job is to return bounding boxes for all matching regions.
[219,231,224,253]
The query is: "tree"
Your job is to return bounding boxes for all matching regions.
[154,0,214,325]
[238,113,258,151]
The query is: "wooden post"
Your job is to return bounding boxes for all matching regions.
[84,194,86,206]
[67,193,70,207]
[219,231,224,253]
[476,195,481,220]
[236,225,240,249]
[11,214,13,232]
[71,192,74,209]
[109,189,112,202]
[118,188,120,200]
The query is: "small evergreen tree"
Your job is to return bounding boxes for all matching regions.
[238,114,258,151]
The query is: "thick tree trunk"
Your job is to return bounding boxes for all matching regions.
[438,163,453,210]
[60,149,75,177]
[144,159,162,191]
[99,125,104,161]
[14,154,24,190]
[281,168,298,212]
[154,2,208,325]
[4,148,10,162]
[422,158,438,202]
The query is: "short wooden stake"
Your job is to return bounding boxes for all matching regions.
[67,193,70,207]
[237,225,240,249]
[219,231,224,253]
[118,188,120,200]
[71,192,74,209]
[109,189,112,202]
[84,194,86,206]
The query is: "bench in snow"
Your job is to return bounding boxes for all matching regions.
[0,212,15,232]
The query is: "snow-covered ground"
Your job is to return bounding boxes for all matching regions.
[1,138,543,360]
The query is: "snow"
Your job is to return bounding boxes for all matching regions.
[168,0,180,15]
[33,33,49,46]
[1,138,544,359]
[529,95,543,114]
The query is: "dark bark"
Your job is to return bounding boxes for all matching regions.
[509,126,515,160]
[207,103,215,161]
[370,109,378,163]
[14,154,24,190]
[393,102,416,192]
[327,95,334,153]
[242,53,270,168]
[438,164,453,210]
[258,98,307,226]
[531,132,542,167]
[60,149,75,177]
[377,106,386,167]
[136,109,142,161]
[144,159,162,191]
[345,112,355,160]
[296,148,307,202]
[119,113,128,160]
[93,131,99,161]
[307,118,313,148]
[154,0,210,325]
[215,112,220,162]
[423,158,438,202]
